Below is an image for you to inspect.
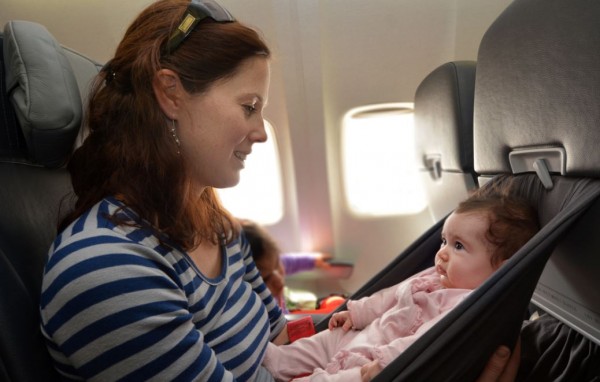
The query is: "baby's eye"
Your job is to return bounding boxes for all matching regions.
[454,242,464,250]
[440,238,447,247]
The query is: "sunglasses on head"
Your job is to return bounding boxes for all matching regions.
[164,0,235,55]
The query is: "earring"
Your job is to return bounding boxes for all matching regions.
[170,119,181,154]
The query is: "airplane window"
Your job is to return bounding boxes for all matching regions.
[217,120,284,224]
[342,103,427,216]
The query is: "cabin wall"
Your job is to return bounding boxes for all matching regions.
[0,0,513,295]
[241,0,514,293]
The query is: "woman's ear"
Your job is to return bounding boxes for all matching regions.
[153,69,183,118]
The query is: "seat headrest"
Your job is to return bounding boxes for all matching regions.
[414,61,476,176]
[3,20,82,168]
[474,0,600,178]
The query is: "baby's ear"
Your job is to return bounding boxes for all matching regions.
[496,258,509,269]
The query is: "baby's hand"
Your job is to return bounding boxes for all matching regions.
[360,360,382,382]
[328,311,353,331]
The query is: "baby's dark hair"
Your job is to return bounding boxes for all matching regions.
[455,194,539,267]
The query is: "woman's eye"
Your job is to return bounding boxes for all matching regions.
[243,104,257,115]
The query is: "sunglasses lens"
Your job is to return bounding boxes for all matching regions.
[196,0,234,22]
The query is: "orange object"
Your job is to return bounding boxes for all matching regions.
[318,295,345,310]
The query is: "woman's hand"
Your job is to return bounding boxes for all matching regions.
[476,338,521,382]
[272,325,289,345]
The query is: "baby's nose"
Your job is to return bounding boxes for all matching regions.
[436,249,449,262]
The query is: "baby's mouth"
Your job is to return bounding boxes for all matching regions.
[436,264,447,277]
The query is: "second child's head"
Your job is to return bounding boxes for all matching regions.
[240,220,285,298]
[435,195,539,289]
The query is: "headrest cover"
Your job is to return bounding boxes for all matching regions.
[414,61,476,173]
[3,20,81,167]
[474,0,600,177]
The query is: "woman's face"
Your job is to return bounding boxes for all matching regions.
[177,56,270,189]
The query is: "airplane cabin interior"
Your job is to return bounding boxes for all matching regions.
[0,0,599,381]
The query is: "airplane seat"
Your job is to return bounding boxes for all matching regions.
[318,0,600,380]
[0,20,100,381]
[414,61,477,222]
[314,62,479,334]
[470,0,600,378]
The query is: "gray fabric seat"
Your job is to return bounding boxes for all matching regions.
[414,61,477,222]
[473,0,600,348]
[0,20,100,382]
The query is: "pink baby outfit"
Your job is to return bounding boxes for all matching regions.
[263,266,471,381]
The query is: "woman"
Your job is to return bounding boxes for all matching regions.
[40,1,286,380]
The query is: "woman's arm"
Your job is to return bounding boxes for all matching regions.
[41,240,236,381]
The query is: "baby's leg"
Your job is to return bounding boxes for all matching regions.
[263,328,355,381]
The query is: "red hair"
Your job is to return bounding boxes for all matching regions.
[62,0,270,250]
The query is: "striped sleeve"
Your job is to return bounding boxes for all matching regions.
[40,229,235,382]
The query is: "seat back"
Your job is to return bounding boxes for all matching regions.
[414,61,477,221]
[379,0,600,378]
[473,0,600,347]
[0,20,100,382]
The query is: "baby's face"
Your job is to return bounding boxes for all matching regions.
[434,211,498,289]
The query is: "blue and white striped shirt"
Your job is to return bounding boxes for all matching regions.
[40,197,286,381]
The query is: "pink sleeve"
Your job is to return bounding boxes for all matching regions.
[347,267,441,330]
[368,287,471,368]
[347,284,399,329]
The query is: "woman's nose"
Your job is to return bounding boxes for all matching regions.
[250,119,268,143]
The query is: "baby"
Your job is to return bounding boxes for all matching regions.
[263,193,539,381]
